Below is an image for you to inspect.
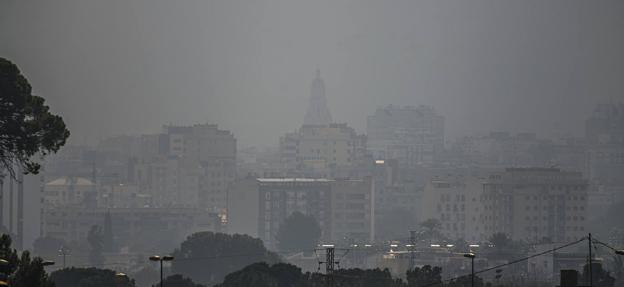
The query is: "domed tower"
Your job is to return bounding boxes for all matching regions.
[303,70,333,126]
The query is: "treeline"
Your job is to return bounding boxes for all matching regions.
[216,262,486,287]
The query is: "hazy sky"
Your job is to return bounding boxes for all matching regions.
[1,0,622,147]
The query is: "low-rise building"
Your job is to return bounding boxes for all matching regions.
[43,207,221,252]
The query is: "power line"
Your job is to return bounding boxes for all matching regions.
[419,237,587,287]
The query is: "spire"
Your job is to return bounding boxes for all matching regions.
[304,70,333,126]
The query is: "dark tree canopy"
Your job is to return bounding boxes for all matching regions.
[171,232,280,286]
[485,232,528,260]
[0,234,53,287]
[11,252,54,287]
[50,267,136,287]
[275,211,321,252]
[417,218,446,244]
[217,262,401,287]
[406,265,443,287]
[156,274,206,287]
[87,225,105,266]
[0,57,69,178]
[215,262,303,287]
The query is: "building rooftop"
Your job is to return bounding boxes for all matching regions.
[46,176,94,186]
[257,178,333,183]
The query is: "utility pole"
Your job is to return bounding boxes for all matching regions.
[8,175,13,234]
[326,247,335,287]
[589,233,593,287]
[58,246,70,269]
[0,171,4,229]
[409,230,417,270]
[315,247,339,287]
[16,171,23,250]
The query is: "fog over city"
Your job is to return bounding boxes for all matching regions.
[2,1,622,146]
[0,1,623,287]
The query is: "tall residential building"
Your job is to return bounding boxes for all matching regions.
[303,70,332,126]
[134,124,236,213]
[255,178,374,249]
[367,105,444,167]
[585,102,624,145]
[585,103,624,188]
[482,168,588,243]
[279,123,367,178]
[421,175,485,242]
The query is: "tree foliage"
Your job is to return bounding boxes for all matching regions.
[216,263,402,287]
[171,232,280,286]
[406,265,443,287]
[216,262,303,287]
[131,267,159,287]
[485,233,528,260]
[50,267,136,287]
[0,234,53,287]
[87,225,105,266]
[276,211,322,252]
[0,57,70,178]
[417,218,446,244]
[156,274,206,287]
[11,252,54,287]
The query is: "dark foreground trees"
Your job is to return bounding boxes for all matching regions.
[50,267,136,287]
[0,57,70,177]
[0,234,53,287]
[157,274,207,287]
[171,232,280,286]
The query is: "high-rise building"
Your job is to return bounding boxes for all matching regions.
[303,70,332,126]
[421,175,485,242]
[482,168,588,243]
[367,105,444,167]
[279,124,367,178]
[253,177,374,249]
[134,124,236,213]
[585,103,624,188]
[585,102,624,145]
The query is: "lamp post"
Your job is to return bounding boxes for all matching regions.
[149,255,174,287]
[42,260,55,267]
[463,252,476,287]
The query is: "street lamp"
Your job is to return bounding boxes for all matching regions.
[42,260,55,267]
[463,252,476,287]
[616,250,624,256]
[149,255,174,287]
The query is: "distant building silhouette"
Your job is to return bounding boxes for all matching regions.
[367,105,444,167]
[279,123,367,178]
[303,70,332,126]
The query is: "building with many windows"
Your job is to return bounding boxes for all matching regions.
[421,175,485,242]
[367,105,444,167]
[254,177,374,249]
[482,168,588,243]
[279,124,367,178]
